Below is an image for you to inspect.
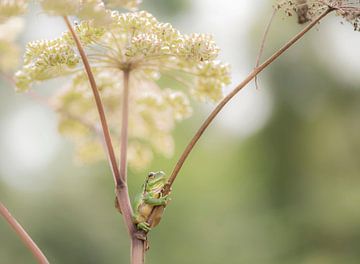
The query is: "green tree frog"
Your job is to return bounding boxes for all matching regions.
[133,171,170,232]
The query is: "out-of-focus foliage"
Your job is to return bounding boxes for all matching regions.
[104,0,142,10]
[0,0,28,22]
[0,17,23,73]
[1,0,360,263]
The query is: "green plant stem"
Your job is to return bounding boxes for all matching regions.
[0,202,49,264]
[147,8,333,226]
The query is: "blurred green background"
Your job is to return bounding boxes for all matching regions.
[1,0,360,263]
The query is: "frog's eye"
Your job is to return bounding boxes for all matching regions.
[148,172,155,178]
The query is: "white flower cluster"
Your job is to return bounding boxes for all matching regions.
[0,0,26,74]
[15,10,231,170]
[39,0,141,23]
[105,0,142,10]
[54,70,192,169]
[0,0,27,22]
[15,38,80,91]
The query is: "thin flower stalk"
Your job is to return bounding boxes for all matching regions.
[63,16,122,187]
[63,15,144,264]
[146,7,334,227]
[0,202,49,264]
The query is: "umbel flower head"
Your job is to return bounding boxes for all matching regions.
[39,0,141,23]
[276,0,360,31]
[0,17,24,73]
[15,10,231,170]
[104,0,142,10]
[0,0,28,22]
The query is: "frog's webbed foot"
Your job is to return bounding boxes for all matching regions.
[160,194,171,205]
[137,222,151,232]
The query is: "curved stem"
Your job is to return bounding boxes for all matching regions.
[254,8,277,89]
[146,8,333,226]
[63,16,122,187]
[0,202,49,264]
[167,8,333,189]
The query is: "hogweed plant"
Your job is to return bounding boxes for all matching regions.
[0,0,359,263]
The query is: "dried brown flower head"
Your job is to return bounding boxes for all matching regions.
[276,0,360,30]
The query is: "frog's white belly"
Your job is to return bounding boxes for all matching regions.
[137,192,161,220]
[138,203,153,219]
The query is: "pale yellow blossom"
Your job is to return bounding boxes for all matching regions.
[0,0,28,22]
[0,17,24,73]
[15,10,231,170]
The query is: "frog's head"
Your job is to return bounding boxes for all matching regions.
[145,171,167,191]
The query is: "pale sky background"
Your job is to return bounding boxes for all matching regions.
[1,0,359,190]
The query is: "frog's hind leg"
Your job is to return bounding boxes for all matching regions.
[137,222,151,232]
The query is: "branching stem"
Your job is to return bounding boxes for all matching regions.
[0,202,49,264]
[63,16,142,263]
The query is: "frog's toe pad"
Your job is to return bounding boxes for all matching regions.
[137,222,151,232]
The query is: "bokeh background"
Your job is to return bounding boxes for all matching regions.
[1,0,360,263]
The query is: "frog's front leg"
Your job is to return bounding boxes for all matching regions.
[143,193,170,206]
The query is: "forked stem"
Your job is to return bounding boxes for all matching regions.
[0,202,49,264]
[63,16,141,263]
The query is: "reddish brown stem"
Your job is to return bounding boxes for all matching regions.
[167,8,332,189]
[63,16,141,263]
[118,70,145,263]
[131,237,145,264]
[119,70,130,183]
[63,16,122,188]
[255,8,277,89]
[0,202,49,264]
[147,8,333,226]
